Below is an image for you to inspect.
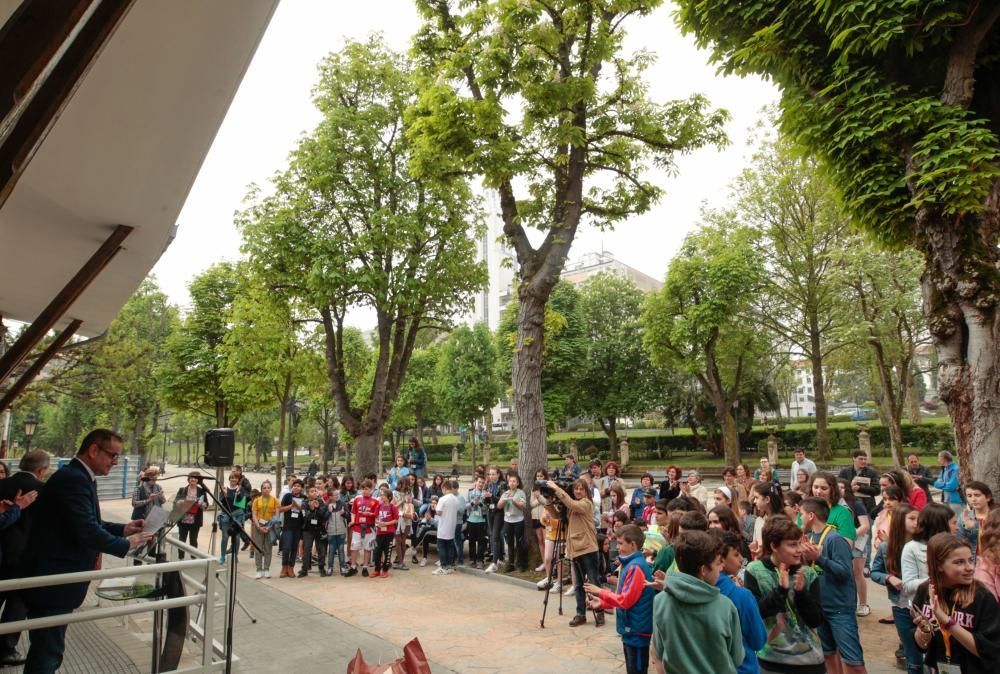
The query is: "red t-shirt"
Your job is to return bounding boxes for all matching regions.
[351,495,379,533]
[376,502,400,535]
[642,505,655,525]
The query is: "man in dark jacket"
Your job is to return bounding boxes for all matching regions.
[838,450,880,514]
[0,450,49,665]
[905,453,934,501]
[23,429,151,674]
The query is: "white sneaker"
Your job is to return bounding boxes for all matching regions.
[485,562,497,574]
[564,586,576,596]
[435,560,441,566]
[255,570,263,579]
[263,569,271,579]
[442,567,454,575]
[536,577,551,590]
[432,567,447,576]
[419,558,427,567]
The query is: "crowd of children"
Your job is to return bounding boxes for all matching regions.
[201,447,1000,674]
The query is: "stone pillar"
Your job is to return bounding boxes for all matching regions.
[569,440,578,458]
[767,428,778,465]
[451,444,459,466]
[619,437,630,467]
[482,443,491,466]
[858,424,871,459]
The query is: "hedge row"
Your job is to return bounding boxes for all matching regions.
[417,423,954,462]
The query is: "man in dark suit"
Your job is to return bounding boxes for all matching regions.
[23,429,151,674]
[0,450,49,666]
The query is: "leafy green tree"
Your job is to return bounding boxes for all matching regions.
[739,133,852,459]
[90,278,178,461]
[643,220,766,465]
[836,237,929,465]
[675,0,1000,486]
[221,275,320,485]
[436,324,501,465]
[496,281,585,431]
[239,38,486,479]
[576,273,652,459]
[388,345,441,446]
[159,263,249,428]
[410,0,729,483]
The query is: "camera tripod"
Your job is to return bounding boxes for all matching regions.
[538,511,601,628]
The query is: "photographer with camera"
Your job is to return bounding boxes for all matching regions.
[544,478,605,627]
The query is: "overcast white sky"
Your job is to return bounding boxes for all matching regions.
[152,1,779,319]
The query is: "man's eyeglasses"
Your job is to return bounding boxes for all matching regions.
[97,446,121,463]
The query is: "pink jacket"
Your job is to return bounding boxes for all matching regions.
[975,555,1000,601]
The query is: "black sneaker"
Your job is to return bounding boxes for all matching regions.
[345,567,358,578]
[362,567,369,577]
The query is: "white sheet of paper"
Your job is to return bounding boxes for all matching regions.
[143,505,169,533]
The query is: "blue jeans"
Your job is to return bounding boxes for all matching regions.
[25,607,70,674]
[892,605,923,674]
[572,551,602,617]
[280,528,301,566]
[623,642,650,674]
[219,511,246,560]
[326,533,347,572]
[438,537,455,568]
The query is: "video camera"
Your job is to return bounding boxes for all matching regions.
[535,477,575,501]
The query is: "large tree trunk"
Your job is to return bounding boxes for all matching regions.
[905,372,923,424]
[275,401,287,489]
[513,288,548,486]
[809,323,831,460]
[918,196,1000,491]
[719,406,740,467]
[599,417,618,463]
[354,431,383,481]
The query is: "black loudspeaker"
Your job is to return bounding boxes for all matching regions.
[204,428,235,467]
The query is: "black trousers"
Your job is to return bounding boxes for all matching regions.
[300,531,326,572]
[373,533,393,572]
[0,589,26,655]
[488,509,505,562]
[502,520,527,571]
[467,521,487,562]
[176,523,200,558]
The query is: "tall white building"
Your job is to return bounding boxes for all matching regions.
[782,359,818,418]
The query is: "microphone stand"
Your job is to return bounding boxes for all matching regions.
[199,471,263,674]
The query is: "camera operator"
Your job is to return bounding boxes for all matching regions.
[546,479,605,627]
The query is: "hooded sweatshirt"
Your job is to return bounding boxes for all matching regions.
[652,571,744,674]
[717,572,768,674]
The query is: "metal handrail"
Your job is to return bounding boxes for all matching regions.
[0,541,223,673]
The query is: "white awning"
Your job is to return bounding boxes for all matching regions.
[0,0,279,336]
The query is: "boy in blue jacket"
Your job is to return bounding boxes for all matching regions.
[584,524,656,674]
[711,529,767,674]
[800,497,867,674]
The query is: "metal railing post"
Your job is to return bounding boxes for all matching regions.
[202,557,216,670]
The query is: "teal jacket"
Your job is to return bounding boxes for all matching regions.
[652,571,744,674]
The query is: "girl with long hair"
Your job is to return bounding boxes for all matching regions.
[901,503,957,627]
[911,533,1000,673]
[749,481,783,559]
[808,472,856,541]
[874,485,906,549]
[885,468,927,511]
[975,509,1000,600]
[871,503,920,673]
[709,504,751,562]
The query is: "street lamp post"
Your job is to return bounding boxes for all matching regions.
[23,414,38,453]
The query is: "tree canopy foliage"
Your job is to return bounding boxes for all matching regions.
[238,36,486,477]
